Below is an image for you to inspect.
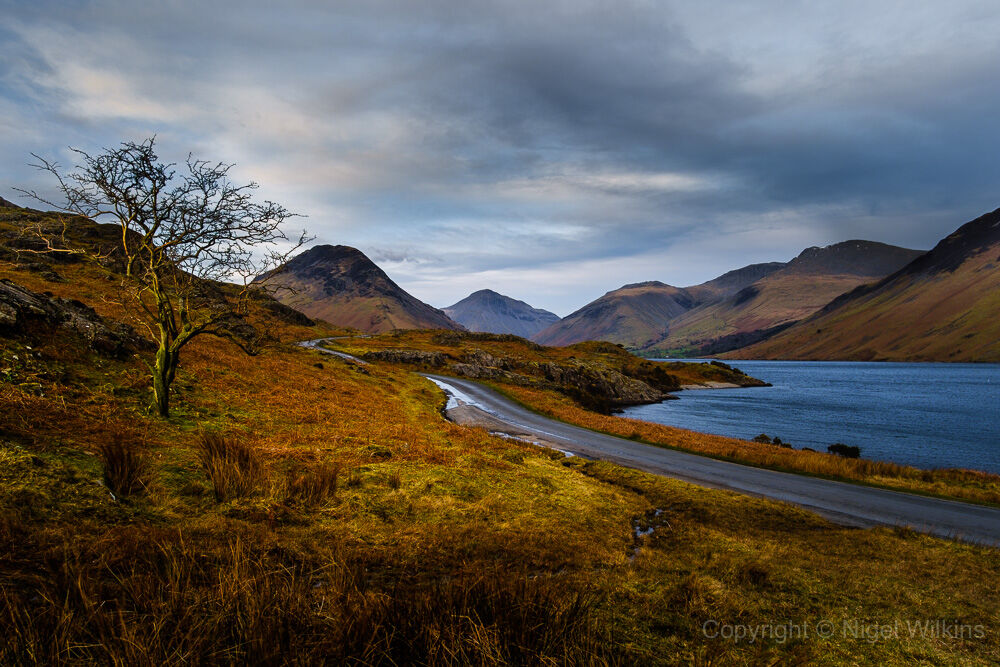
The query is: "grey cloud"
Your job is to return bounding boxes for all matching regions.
[1,0,998,312]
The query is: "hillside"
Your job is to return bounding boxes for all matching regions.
[532,281,696,348]
[1,205,999,664]
[532,263,789,349]
[683,261,786,303]
[258,244,462,333]
[731,208,1000,361]
[443,289,559,337]
[642,241,924,356]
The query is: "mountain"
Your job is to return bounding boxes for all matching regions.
[258,244,462,332]
[684,262,786,304]
[531,263,786,348]
[531,281,696,348]
[0,196,20,208]
[643,241,924,356]
[730,209,1000,362]
[442,289,559,338]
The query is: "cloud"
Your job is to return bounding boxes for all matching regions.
[1,0,999,312]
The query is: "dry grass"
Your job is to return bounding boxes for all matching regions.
[197,431,268,502]
[285,461,340,507]
[97,428,150,497]
[0,528,616,666]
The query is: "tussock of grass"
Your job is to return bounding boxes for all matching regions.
[197,431,267,502]
[97,427,150,497]
[285,461,340,508]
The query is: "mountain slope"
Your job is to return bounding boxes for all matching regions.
[443,289,559,337]
[531,263,788,348]
[730,209,1000,361]
[642,240,924,356]
[258,244,462,332]
[532,281,696,348]
[684,262,786,303]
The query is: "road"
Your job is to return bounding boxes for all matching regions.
[297,338,369,364]
[423,373,1000,546]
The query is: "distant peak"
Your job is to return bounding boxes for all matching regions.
[784,239,923,277]
[304,244,367,259]
[794,240,906,258]
[619,280,670,290]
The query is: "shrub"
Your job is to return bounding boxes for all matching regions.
[828,443,861,459]
[386,470,402,490]
[286,462,340,508]
[752,434,772,444]
[97,431,149,497]
[197,431,267,502]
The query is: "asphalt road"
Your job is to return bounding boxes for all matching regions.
[424,374,1000,546]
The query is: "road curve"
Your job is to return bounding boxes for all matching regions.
[297,338,369,364]
[424,374,1000,547]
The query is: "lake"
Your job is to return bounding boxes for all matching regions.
[622,360,1000,474]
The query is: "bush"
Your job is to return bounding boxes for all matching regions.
[752,434,772,444]
[827,443,861,459]
[97,431,149,497]
[197,431,267,502]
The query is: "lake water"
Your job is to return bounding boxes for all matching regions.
[622,361,1000,474]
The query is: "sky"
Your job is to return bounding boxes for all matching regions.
[2,1,999,316]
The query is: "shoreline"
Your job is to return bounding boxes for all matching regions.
[678,381,743,390]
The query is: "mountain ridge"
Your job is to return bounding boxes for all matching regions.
[532,240,923,354]
[640,240,924,355]
[729,208,1000,361]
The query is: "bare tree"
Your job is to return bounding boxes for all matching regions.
[17,137,309,417]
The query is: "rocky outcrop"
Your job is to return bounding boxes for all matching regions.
[357,344,677,413]
[447,347,669,411]
[0,279,149,358]
[360,348,447,366]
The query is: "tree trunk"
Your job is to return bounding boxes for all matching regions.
[152,340,177,418]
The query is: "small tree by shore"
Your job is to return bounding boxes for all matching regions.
[17,137,309,417]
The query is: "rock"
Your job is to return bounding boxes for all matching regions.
[359,341,670,413]
[360,348,447,366]
[0,278,149,358]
